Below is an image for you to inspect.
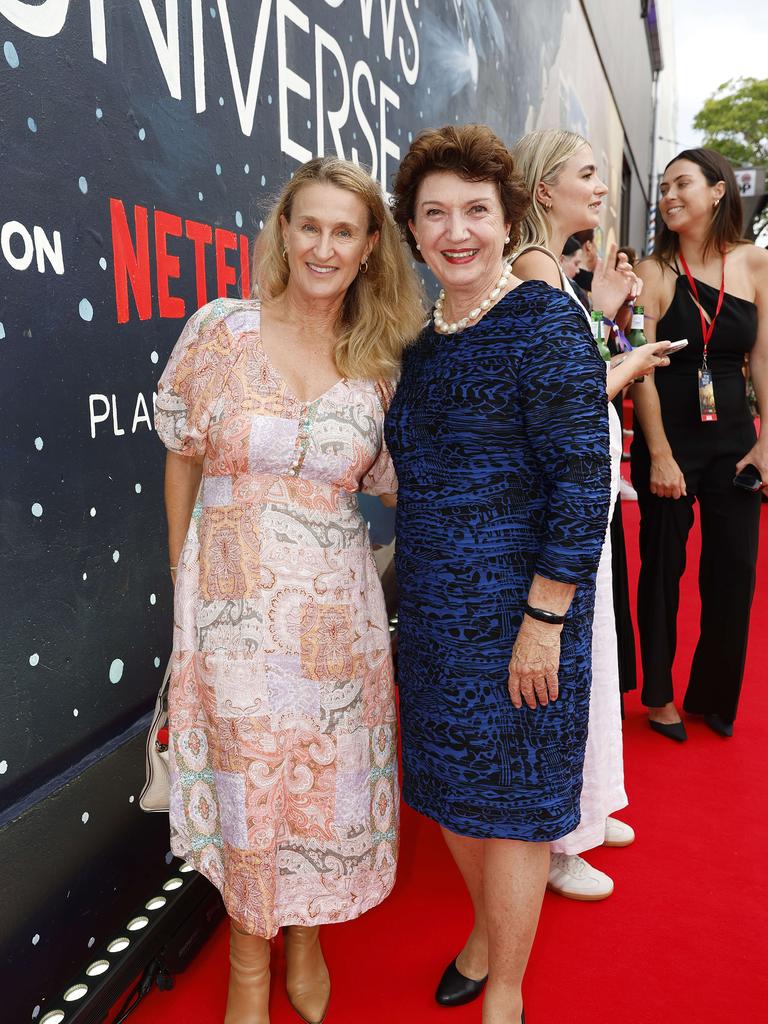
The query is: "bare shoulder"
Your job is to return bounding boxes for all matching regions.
[636,256,674,314]
[741,241,768,280]
[635,256,668,286]
[511,249,562,288]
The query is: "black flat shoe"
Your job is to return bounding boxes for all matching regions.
[435,958,487,1007]
[649,718,687,742]
[704,713,734,737]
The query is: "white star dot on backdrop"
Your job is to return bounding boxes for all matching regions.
[4,40,19,68]
[79,298,94,321]
[31,502,43,517]
[78,176,88,194]
[27,116,37,132]
[29,653,39,666]
[109,659,124,684]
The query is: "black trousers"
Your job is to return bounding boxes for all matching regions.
[632,453,760,723]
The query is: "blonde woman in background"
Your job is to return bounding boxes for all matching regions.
[155,157,423,1024]
[510,128,671,901]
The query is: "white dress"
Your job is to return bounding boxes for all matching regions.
[550,276,628,855]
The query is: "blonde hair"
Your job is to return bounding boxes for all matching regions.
[254,157,425,380]
[511,129,587,248]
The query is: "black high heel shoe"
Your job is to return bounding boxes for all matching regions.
[704,713,734,737]
[435,958,487,1007]
[649,718,687,742]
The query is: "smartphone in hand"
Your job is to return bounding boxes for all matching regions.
[733,464,763,492]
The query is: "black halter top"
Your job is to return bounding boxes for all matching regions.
[632,261,758,470]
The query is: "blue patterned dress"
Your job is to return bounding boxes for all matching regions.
[384,281,611,841]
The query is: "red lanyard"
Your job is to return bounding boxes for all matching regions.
[678,251,726,366]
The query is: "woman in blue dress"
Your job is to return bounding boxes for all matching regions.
[385,125,613,1024]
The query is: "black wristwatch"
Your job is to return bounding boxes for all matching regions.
[524,603,566,625]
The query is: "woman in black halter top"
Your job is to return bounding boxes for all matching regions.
[631,148,768,739]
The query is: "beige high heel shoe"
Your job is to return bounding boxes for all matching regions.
[224,922,271,1024]
[283,925,331,1024]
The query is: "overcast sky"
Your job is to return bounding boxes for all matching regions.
[673,0,768,150]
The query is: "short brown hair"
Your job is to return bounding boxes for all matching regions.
[572,229,595,246]
[391,124,531,262]
[654,148,745,263]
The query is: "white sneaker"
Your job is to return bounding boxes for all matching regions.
[619,477,638,501]
[603,816,635,847]
[548,853,614,901]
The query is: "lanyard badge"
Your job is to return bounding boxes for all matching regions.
[679,251,726,423]
[697,366,717,422]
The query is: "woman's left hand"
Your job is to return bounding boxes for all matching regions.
[507,619,561,709]
[735,442,768,493]
[591,244,642,319]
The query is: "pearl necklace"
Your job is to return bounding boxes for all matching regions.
[433,261,513,334]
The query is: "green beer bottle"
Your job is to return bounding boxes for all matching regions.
[591,310,610,361]
[627,304,647,347]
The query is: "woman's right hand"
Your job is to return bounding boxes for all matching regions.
[650,451,687,499]
[624,341,671,377]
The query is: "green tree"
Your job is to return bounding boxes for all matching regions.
[693,77,768,166]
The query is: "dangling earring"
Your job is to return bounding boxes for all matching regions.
[282,246,288,259]
[545,201,553,212]
[359,258,369,274]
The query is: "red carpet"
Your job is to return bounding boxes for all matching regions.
[125,503,768,1023]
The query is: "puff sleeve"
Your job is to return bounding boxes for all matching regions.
[155,303,234,457]
[360,379,399,496]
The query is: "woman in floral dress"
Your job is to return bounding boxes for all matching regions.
[155,157,423,1024]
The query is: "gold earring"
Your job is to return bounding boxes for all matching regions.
[359,258,369,274]
[282,246,288,259]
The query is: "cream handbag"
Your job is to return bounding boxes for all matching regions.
[139,658,171,812]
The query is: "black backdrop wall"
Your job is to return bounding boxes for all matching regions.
[0,2,636,1020]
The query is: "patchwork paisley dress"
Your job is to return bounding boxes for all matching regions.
[155,298,398,937]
